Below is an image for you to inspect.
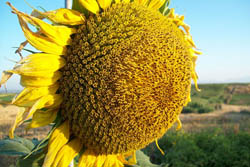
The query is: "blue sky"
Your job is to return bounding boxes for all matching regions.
[0,0,250,91]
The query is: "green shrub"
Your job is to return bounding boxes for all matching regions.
[182,102,213,114]
[197,106,213,114]
[230,94,250,106]
[240,109,250,115]
[182,107,194,114]
[143,130,250,167]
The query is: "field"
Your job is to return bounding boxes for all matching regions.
[0,83,250,166]
[0,94,51,140]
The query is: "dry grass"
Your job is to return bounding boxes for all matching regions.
[0,104,51,140]
[179,104,250,133]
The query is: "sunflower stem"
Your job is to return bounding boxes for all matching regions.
[65,0,72,9]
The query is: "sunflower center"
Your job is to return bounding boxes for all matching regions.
[59,2,192,154]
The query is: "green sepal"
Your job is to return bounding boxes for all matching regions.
[124,150,168,167]
[38,6,47,12]
[12,47,37,55]
[132,150,161,167]
[159,0,170,16]
[0,136,35,156]
[23,118,32,124]
[72,0,89,16]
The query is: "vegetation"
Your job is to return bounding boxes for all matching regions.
[143,129,250,167]
[182,102,213,114]
[182,83,250,113]
[0,94,15,104]
[229,94,250,106]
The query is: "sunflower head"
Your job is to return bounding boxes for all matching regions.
[1,0,201,166]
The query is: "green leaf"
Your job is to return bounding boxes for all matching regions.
[13,136,35,151]
[0,137,35,156]
[17,149,46,167]
[31,138,40,146]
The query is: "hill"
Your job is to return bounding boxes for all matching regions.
[183,83,250,114]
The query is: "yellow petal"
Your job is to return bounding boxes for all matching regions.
[97,0,112,10]
[0,71,13,87]
[7,2,74,48]
[117,155,129,165]
[79,149,125,167]
[19,14,75,46]
[9,107,29,139]
[27,18,75,46]
[10,53,65,77]
[43,120,70,167]
[13,84,59,107]
[42,8,85,25]
[103,155,123,167]
[94,154,106,167]
[175,116,182,130]
[167,8,191,36]
[79,0,100,14]
[103,155,114,167]
[17,15,66,55]
[148,0,166,10]
[122,151,137,165]
[123,0,130,3]
[20,71,61,87]
[155,140,165,155]
[78,149,97,167]
[26,108,58,130]
[52,138,83,167]
[127,151,137,165]
[26,94,62,119]
[185,35,196,48]
[135,0,148,6]
[190,54,200,91]
[193,50,202,55]
[192,71,200,91]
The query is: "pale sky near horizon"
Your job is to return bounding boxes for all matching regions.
[0,0,250,91]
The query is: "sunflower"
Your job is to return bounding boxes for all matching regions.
[1,0,201,166]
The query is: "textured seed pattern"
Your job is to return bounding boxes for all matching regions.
[59,2,192,154]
